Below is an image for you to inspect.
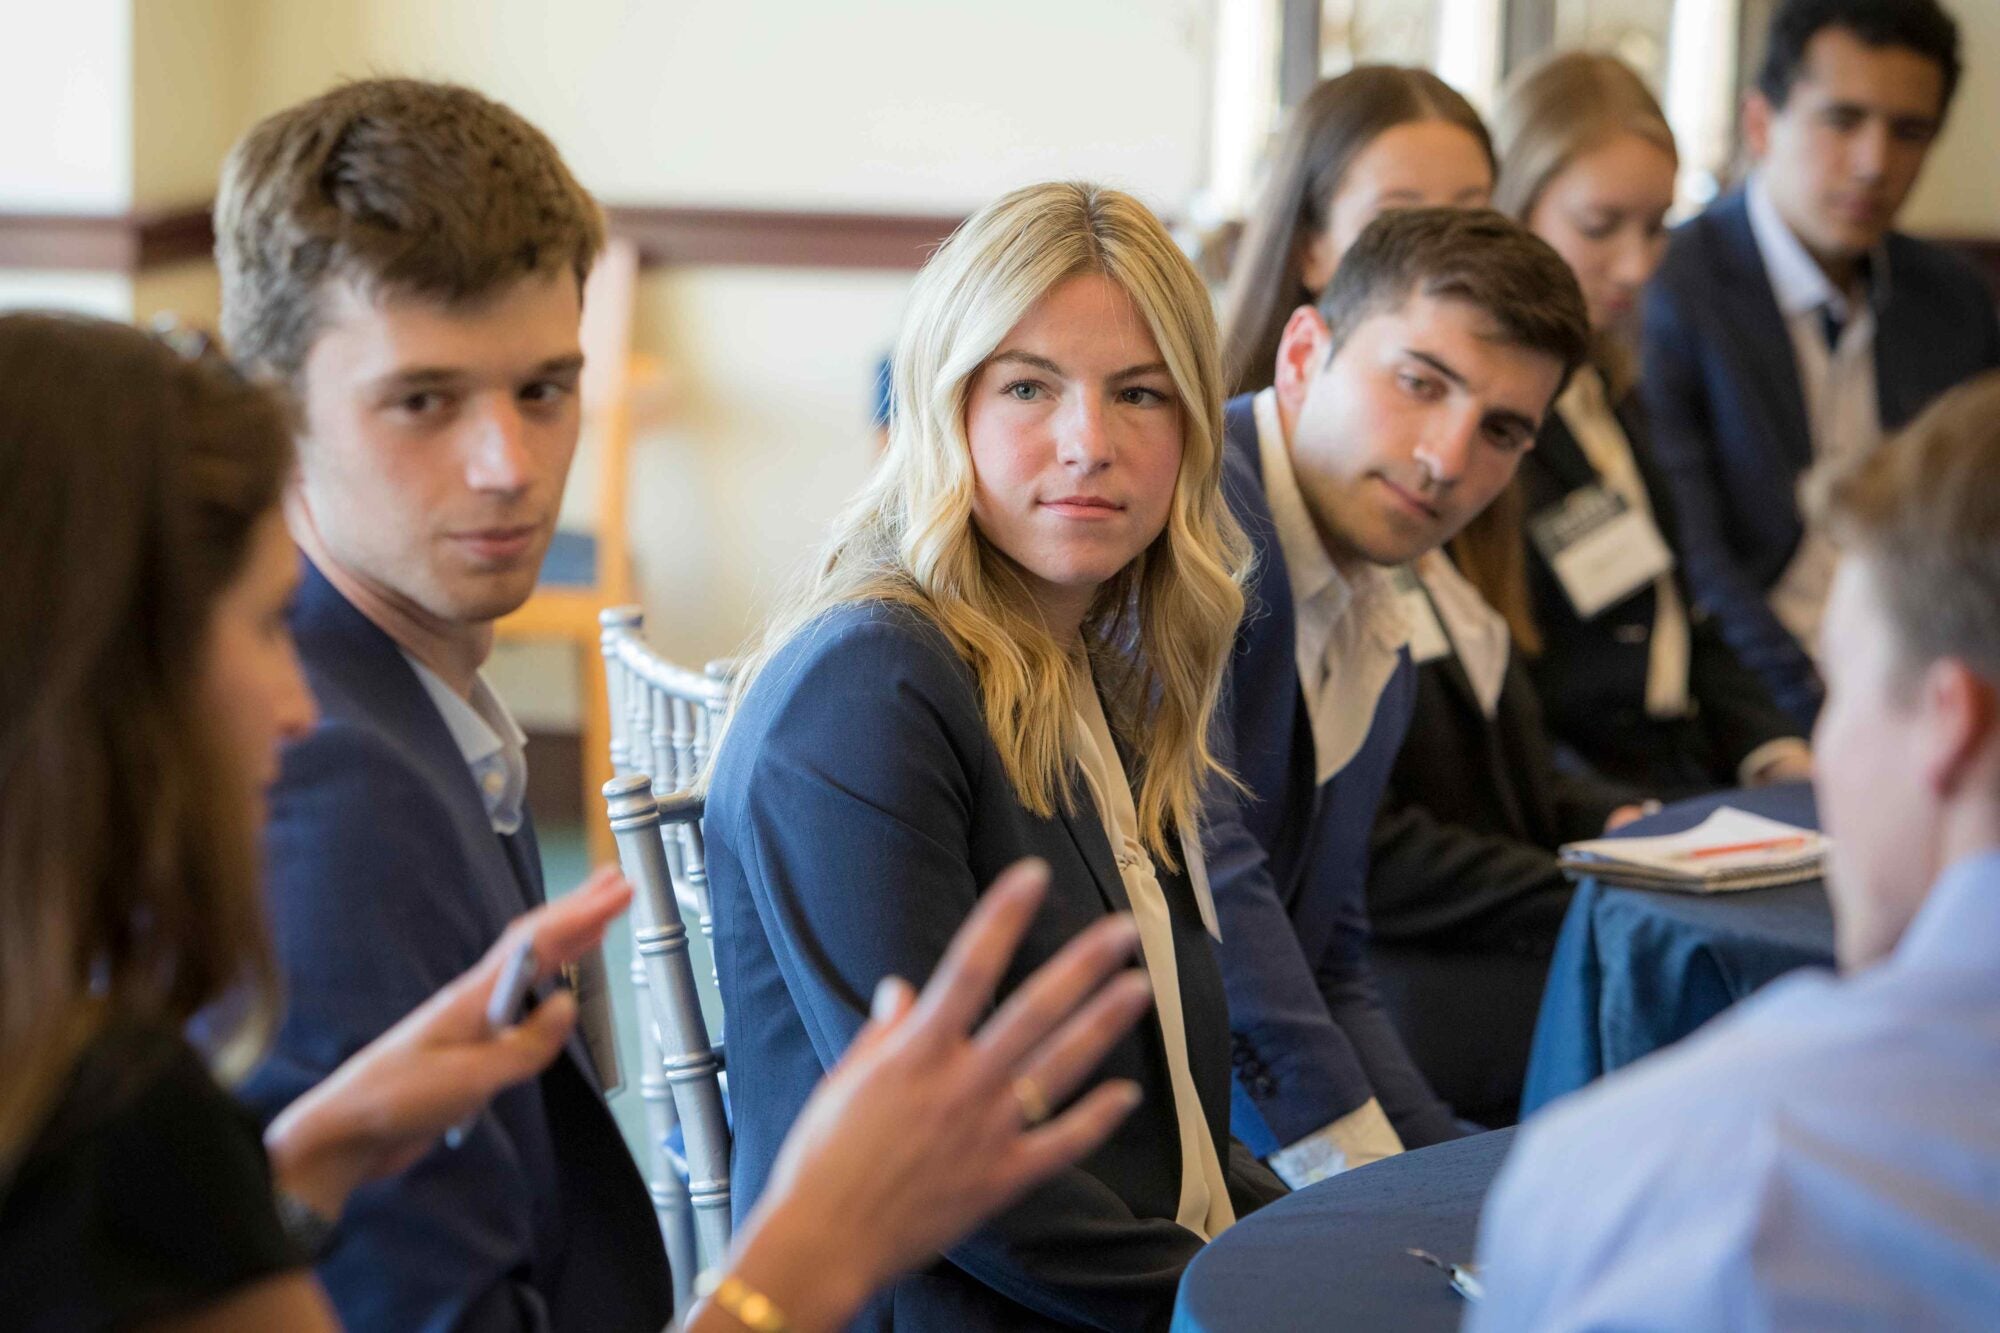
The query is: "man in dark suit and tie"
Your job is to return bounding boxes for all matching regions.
[1642,0,1999,728]
[214,80,672,1331]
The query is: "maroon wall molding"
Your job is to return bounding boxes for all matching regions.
[3,203,1995,299]
[0,202,964,274]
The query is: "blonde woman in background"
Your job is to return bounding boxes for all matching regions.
[1219,65,1493,397]
[1494,52,1810,799]
[705,180,1286,1330]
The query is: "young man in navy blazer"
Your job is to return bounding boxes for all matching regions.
[1642,0,1998,728]
[214,81,672,1331]
[1205,208,1590,1184]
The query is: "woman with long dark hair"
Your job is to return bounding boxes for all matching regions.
[0,312,1157,1332]
[1220,65,1492,397]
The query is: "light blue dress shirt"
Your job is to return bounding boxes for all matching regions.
[401,652,529,836]
[1471,850,2000,1331]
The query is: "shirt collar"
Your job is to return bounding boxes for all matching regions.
[1253,387,1407,646]
[1888,849,2000,978]
[401,651,529,834]
[1254,389,1345,614]
[1747,174,1890,323]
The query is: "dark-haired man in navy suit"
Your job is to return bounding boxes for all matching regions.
[1642,0,1999,729]
[1203,208,1590,1185]
[215,80,672,1332]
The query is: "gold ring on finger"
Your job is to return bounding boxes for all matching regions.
[1012,1075,1052,1127]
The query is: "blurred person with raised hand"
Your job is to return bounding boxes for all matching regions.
[0,308,1157,1333]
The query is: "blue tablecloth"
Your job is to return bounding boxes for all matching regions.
[1173,1128,1514,1332]
[1518,782,1833,1116]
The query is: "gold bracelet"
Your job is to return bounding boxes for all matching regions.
[694,1269,792,1333]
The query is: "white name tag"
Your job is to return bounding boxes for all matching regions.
[1530,486,1674,620]
[1391,565,1450,663]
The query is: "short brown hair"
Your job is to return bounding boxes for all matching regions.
[215,78,604,383]
[0,314,294,1172]
[1316,206,1589,383]
[1807,369,2000,688]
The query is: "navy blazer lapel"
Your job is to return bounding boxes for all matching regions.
[1711,193,1814,474]
[290,558,541,922]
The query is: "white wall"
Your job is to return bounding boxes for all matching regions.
[224,0,1218,701]
[239,0,1213,212]
[1901,0,1999,235]
[0,0,130,211]
[132,0,251,208]
[0,0,134,314]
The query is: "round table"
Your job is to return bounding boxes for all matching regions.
[1518,782,1833,1115]
[1172,1128,1514,1332]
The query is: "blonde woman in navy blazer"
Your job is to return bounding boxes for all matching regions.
[706,182,1286,1330]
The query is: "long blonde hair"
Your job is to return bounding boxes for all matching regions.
[724,182,1250,865]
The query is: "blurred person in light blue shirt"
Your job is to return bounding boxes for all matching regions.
[1470,368,2000,1331]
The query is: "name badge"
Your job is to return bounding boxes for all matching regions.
[1391,565,1450,663]
[1529,485,1674,620]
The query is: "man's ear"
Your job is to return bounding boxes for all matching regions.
[1274,306,1331,423]
[1920,659,2000,801]
[1741,90,1773,164]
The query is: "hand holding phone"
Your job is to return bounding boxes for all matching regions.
[444,935,542,1148]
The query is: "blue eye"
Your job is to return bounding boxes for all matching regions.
[1004,380,1044,401]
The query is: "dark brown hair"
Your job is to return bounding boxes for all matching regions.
[1758,0,1960,114]
[1316,206,1588,375]
[1807,368,2000,690]
[1220,66,1494,398]
[0,314,294,1175]
[215,77,605,385]
[1316,208,1589,653]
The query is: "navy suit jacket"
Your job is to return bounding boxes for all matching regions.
[705,602,1284,1332]
[1519,396,1800,798]
[1202,395,1461,1155]
[239,559,670,1332]
[1641,188,2000,726]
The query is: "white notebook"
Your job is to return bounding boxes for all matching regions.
[1558,806,1828,893]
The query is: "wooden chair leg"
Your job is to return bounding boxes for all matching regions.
[581,635,617,866]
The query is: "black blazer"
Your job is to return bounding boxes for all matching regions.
[704,602,1284,1331]
[1369,591,1643,956]
[1519,398,1801,800]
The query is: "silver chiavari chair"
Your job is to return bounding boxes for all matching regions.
[598,606,734,1289]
